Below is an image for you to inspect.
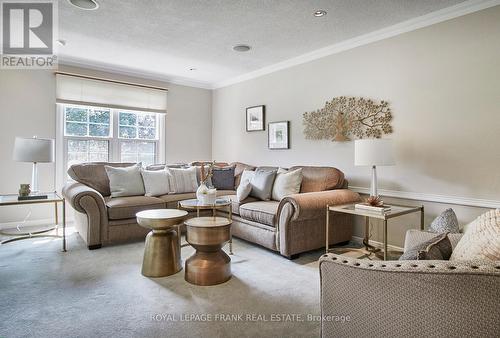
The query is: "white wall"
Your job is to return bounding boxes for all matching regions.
[212,7,500,246]
[0,65,212,225]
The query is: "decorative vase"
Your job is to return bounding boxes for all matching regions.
[19,184,31,197]
[196,182,209,202]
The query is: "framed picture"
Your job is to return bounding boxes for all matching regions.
[268,121,290,150]
[246,105,265,131]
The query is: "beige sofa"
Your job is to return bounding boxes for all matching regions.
[62,162,360,258]
[319,230,500,337]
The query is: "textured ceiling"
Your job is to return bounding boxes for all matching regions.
[58,0,468,87]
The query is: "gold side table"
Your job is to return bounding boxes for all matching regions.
[0,192,66,252]
[136,209,188,278]
[184,216,232,286]
[178,198,233,255]
[326,203,424,260]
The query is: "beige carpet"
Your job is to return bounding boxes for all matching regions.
[0,227,328,338]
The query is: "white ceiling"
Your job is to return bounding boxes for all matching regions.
[58,0,477,88]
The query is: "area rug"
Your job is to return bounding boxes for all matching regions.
[0,227,325,338]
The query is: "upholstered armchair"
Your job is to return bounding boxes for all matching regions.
[319,230,500,337]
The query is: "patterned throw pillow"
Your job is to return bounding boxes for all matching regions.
[167,167,198,193]
[399,232,452,260]
[211,166,235,190]
[428,208,460,233]
[450,209,500,261]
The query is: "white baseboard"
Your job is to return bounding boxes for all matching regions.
[351,235,403,252]
[350,186,500,209]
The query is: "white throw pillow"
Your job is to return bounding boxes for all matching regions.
[141,169,171,197]
[168,167,198,194]
[239,170,255,185]
[105,164,145,198]
[450,209,500,261]
[236,181,252,202]
[271,168,303,201]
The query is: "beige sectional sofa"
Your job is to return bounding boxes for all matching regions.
[62,161,360,258]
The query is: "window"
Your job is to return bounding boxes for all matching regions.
[62,104,163,171]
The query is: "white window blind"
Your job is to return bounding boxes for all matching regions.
[56,73,167,113]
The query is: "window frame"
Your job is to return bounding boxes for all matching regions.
[56,103,165,187]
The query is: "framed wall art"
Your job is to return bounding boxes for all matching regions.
[268,121,289,150]
[246,105,265,131]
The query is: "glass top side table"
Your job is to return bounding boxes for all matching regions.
[327,203,424,260]
[178,198,233,255]
[0,192,66,252]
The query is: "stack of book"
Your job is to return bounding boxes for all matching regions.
[354,203,391,214]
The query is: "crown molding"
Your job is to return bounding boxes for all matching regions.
[213,0,500,89]
[58,56,214,90]
[350,186,500,209]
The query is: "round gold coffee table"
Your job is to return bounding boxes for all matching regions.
[136,209,188,278]
[184,216,232,286]
[178,198,233,254]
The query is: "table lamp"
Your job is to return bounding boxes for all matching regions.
[13,136,55,194]
[354,139,395,197]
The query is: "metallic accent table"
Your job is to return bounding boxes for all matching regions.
[0,192,66,252]
[326,203,424,260]
[184,216,232,286]
[178,198,233,255]
[136,209,188,278]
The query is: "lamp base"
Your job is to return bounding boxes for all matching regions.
[370,165,378,197]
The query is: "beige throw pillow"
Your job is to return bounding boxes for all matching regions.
[141,169,171,197]
[168,167,198,194]
[271,168,303,201]
[105,163,145,198]
[450,209,500,261]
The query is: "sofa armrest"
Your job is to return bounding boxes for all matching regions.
[62,181,108,247]
[62,181,106,213]
[319,253,500,338]
[404,229,463,252]
[278,189,360,222]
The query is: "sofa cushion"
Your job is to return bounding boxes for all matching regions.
[239,201,279,226]
[220,194,259,215]
[105,196,165,220]
[289,166,345,192]
[157,192,196,203]
[68,162,136,196]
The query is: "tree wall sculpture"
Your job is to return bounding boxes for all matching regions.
[303,96,393,142]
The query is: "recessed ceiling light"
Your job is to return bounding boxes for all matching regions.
[313,10,327,17]
[56,39,66,46]
[233,44,251,52]
[68,0,99,10]
[189,68,196,71]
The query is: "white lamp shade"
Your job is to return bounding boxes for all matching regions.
[13,137,55,163]
[355,139,395,166]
